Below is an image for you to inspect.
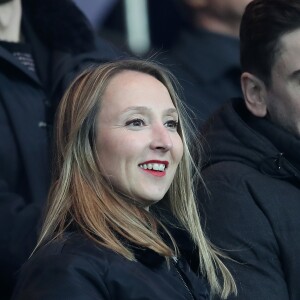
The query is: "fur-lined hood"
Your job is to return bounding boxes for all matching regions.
[22,0,96,54]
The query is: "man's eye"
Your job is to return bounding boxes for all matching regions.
[165,120,178,129]
[125,118,145,127]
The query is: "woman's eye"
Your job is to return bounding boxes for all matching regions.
[165,120,178,129]
[125,118,145,127]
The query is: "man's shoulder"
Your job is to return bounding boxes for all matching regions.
[201,160,291,197]
[203,161,260,182]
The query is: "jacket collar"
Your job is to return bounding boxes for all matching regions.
[203,99,300,182]
[130,207,199,270]
[21,13,50,87]
[246,111,300,181]
[0,39,41,85]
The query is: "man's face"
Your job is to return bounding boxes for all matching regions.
[265,28,300,137]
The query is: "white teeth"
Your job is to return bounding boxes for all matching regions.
[139,163,166,171]
[158,164,165,171]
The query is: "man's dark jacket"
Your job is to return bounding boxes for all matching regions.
[0,0,122,297]
[199,99,300,299]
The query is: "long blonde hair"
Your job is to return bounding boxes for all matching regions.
[37,59,236,298]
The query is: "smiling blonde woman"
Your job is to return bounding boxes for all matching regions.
[12,59,236,300]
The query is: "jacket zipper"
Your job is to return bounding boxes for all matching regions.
[172,257,195,300]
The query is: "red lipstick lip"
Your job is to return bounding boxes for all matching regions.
[139,160,169,168]
[142,169,166,177]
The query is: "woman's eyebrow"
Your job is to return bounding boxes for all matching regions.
[122,106,150,114]
[165,108,178,115]
[121,106,178,115]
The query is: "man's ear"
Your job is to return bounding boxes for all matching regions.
[241,72,267,117]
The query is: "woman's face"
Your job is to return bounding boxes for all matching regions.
[96,70,183,208]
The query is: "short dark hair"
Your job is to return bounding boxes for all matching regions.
[240,0,300,86]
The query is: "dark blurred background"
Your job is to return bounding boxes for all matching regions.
[73,0,183,56]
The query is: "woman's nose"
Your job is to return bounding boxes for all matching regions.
[150,124,173,151]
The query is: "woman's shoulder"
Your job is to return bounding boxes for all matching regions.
[32,232,119,267]
[12,233,115,299]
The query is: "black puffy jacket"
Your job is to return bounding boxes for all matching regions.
[199,99,300,299]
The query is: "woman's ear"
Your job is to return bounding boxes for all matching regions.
[241,72,267,117]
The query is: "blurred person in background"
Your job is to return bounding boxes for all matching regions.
[160,0,251,125]
[0,0,122,298]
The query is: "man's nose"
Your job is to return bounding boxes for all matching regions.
[149,124,173,151]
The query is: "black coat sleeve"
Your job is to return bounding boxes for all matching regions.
[198,162,289,300]
[0,94,50,298]
[0,179,42,293]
